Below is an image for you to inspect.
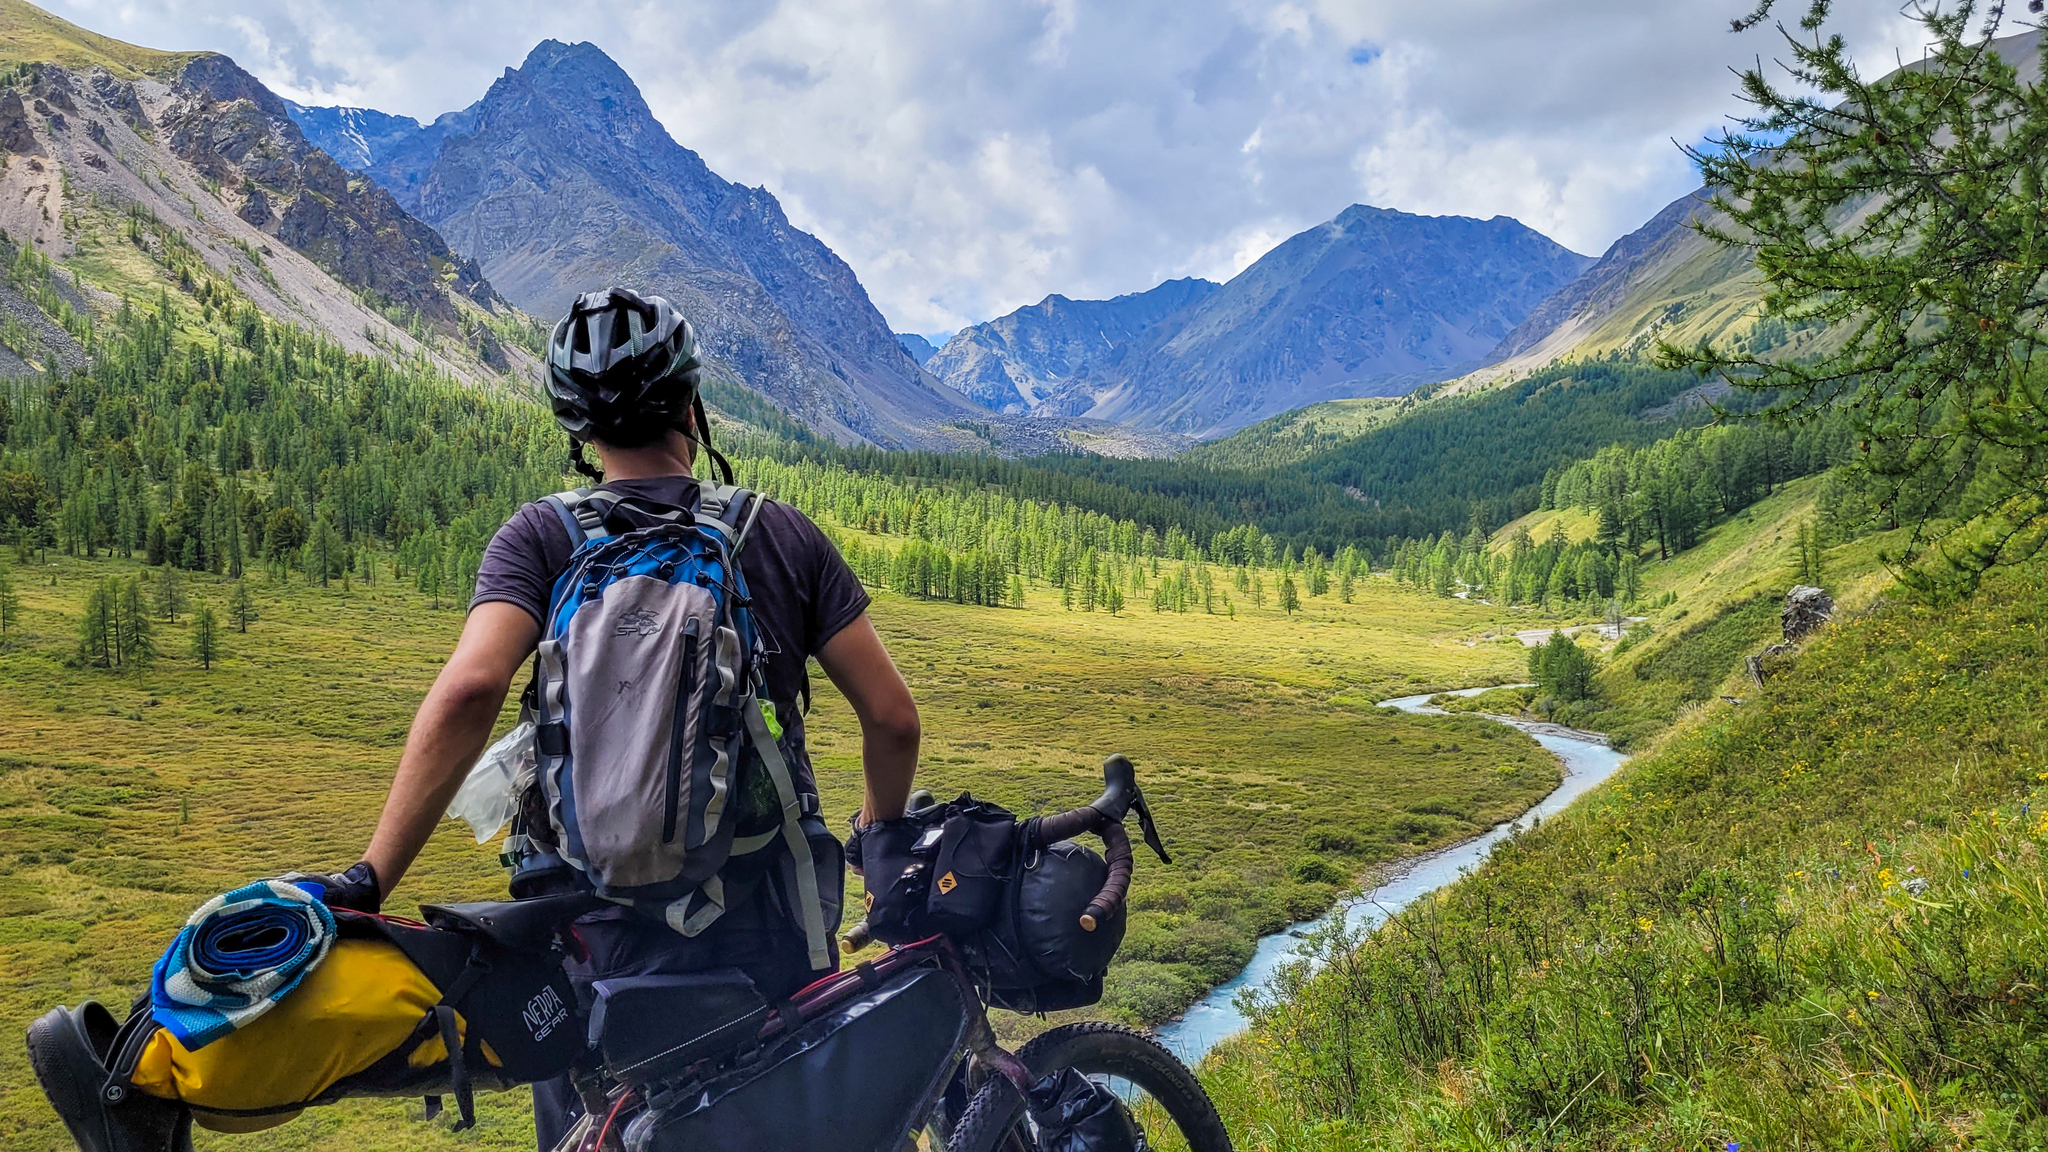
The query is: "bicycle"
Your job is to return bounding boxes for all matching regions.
[427,755,1230,1152]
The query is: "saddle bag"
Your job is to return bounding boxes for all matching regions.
[118,909,581,1133]
[621,965,967,1152]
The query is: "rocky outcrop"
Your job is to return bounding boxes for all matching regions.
[156,54,502,323]
[0,90,41,154]
[927,278,1218,414]
[1782,585,1834,641]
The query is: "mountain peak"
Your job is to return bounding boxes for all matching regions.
[1019,204,1596,436]
[305,35,983,447]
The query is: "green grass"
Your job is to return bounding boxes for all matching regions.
[1200,563,2048,1150]
[1489,506,1601,552]
[1183,398,1408,470]
[0,552,1556,1150]
[0,0,198,79]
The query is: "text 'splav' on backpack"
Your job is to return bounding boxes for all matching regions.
[527,485,832,970]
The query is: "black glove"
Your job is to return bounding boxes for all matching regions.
[853,818,920,881]
[276,861,382,913]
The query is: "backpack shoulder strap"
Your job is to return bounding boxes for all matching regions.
[538,487,617,551]
[696,484,768,555]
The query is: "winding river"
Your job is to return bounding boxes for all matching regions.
[1150,686,1629,1065]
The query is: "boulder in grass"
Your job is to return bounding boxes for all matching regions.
[1783,585,1834,641]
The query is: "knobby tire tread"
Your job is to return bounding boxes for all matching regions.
[946,1022,1231,1152]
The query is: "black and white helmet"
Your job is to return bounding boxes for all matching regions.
[544,287,703,445]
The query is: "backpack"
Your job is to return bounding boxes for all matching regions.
[521,484,832,971]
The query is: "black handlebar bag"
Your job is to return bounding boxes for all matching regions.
[967,835,1128,1013]
[863,794,1016,944]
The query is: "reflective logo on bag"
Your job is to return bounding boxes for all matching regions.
[523,986,570,1042]
[936,872,957,895]
[613,607,662,637]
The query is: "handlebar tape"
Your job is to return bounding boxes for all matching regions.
[1080,822,1133,932]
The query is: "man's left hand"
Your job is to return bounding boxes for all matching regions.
[275,861,382,912]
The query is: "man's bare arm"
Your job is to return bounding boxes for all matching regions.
[815,613,919,826]
[363,602,540,898]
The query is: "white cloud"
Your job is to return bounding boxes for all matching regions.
[46,0,1948,332]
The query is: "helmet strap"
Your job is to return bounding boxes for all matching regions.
[569,438,604,483]
[690,395,736,487]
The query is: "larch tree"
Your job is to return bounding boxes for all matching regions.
[1666,0,2048,597]
[191,605,222,671]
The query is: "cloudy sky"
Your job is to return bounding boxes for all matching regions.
[48,0,1937,338]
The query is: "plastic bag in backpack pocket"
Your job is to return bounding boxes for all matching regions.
[447,722,536,843]
[923,804,1016,936]
[1027,1068,1147,1152]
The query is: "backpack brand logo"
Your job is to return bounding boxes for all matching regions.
[523,986,570,1042]
[935,871,958,895]
[614,607,661,637]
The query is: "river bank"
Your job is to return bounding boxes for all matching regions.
[1151,685,1627,1064]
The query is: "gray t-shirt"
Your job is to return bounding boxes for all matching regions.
[469,475,871,720]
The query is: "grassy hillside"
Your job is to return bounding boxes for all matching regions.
[0,550,1552,1151]
[1489,506,1600,552]
[1534,474,1897,748]
[1181,398,1405,470]
[1203,563,2048,1150]
[0,0,197,78]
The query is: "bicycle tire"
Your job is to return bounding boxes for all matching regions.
[946,1022,1231,1152]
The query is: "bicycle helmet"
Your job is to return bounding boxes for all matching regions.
[544,287,703,447]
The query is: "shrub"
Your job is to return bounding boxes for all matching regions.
[1302,827,1360,855]
[1288,855,1347,886]
[1101,961,1202,1023]
[1283,882,1337,921]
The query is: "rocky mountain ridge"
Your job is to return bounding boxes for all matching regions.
[0,4,527,385]
[290,40,991,450]
[926,277,1218,414]
[935,206,1592,438]
[164,55,504,328]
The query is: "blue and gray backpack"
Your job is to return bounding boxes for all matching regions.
[517,484,833,970]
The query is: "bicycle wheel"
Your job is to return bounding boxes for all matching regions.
[946,1022,1231,1152]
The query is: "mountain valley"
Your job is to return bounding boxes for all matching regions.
[1,4,2046,1151]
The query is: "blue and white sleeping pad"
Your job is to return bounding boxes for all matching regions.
[525,484,831,970]
[148,879,337,1049]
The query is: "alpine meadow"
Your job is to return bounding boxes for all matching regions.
[5,1,2048,1151]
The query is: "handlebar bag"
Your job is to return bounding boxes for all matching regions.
[118,911,580,1133]
[969,839,1128,1014]
[924,797,1016,936]
[622,964,967,1152]
[863,794,1015,944]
